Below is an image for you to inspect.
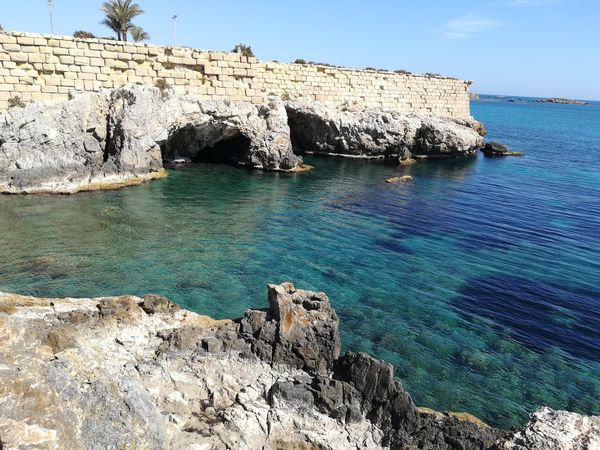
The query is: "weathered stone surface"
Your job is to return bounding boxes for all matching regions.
[481,141,525,157]
[286,100,484,159]
[498,407,600,450]
[0,290,378,450]
[0,85,301,194]
[240,282,341,375]
[1,284,595,450]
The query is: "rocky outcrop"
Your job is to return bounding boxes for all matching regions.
[286,100,484,161]
[481,142,524,157]
[498,407,600,450]
[240,282,341,376]
[0,86,301,194]
[1,283,597,449]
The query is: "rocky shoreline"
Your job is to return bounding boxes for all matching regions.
[0,85,486,194]
[1,283,598,449]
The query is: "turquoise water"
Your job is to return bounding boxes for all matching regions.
[1,96,599,428]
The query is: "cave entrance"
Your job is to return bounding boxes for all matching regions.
[161,126,252,167]
[192,134,252,165]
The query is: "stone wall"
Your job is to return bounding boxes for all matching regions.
[0,31,471,118]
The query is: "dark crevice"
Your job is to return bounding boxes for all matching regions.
[103,115,116,163]
[191,135,251,165]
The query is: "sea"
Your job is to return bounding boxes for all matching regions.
[1,94,598,428]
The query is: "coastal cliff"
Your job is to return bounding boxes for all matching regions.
[0,85,485,194]
[1,283,597,449]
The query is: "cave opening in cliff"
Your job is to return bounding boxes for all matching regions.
[162,126,252,167]
[192,134,252,165]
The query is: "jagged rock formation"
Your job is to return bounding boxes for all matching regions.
[2,283,596,449]
[499,407,600,450]
[286,100,484,160]
[0,86,301,194]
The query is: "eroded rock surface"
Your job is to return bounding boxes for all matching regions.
[286,100,484,160]
[1,283,596,449]
[0,86,301,194]
[498,407,600,450]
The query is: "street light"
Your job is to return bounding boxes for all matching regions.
[47,0,54,35]
[172,15,178,46]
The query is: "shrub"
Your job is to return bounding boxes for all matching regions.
[73,30,96,39]
[293,58,307,64]
[232,43,255,58]
[365,67,376,71]
[394,69,411,75]
[154,79,170,91]
[8,96,26,108]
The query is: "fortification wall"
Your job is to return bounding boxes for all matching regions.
[0,31,471,118]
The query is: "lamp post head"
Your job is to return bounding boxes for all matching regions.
[172,15,178,20]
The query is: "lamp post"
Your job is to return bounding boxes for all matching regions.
[47,0,54,35]
[172,15,178,46]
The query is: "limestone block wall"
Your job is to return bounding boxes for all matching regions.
[0,31,471,118]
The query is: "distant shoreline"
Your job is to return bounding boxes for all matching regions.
[470,94,593,105]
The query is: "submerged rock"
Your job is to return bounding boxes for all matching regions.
[286,100,484,160]
[0,86,301,194]
[481,141,525,157]
[386,175,413,183]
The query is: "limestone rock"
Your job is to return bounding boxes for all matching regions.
[481,141,524,157]
[0,291,377,450]
[1,284,593,450]
[286,100,484,160]
[240,282,341,375]
[498,407,600,450]
[0,85,301,194]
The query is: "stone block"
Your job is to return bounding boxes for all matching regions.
[16,36,34,45]
[59,55,74,65]
[28,53,45,64]
[11,53,28,63]
[52,47,69,55]
[0,34,17,44]
[74,56,90,65]
[60,40,76,49]
[81,66,100,74]
[3,43,21,52]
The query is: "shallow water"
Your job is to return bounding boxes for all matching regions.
[1,96,599,428]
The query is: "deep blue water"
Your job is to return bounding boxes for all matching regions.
[1,96,599,428]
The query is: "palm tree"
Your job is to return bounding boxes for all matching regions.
[101,0,144,42]
[130,26,150,42]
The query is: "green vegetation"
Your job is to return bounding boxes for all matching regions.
[130,26,150,42]
[73,30,96,39]
[293,59,307,64]
[231,43,254,58]
[154,78,170,91]
[101,0,145,42]
[394,69,412,75]
[8,96,26,108]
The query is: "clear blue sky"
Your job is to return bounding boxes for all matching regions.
[2,0,599,100]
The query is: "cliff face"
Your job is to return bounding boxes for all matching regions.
[0,85,486,195]
[1,283,596,450]
[0,85,300,194]
[286,100,484,160]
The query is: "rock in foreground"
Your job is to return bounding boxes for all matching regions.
[1,283,597,449]
[286,100,484,160]
[0,86,301,194]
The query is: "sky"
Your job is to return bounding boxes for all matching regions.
[2,0,599,100]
